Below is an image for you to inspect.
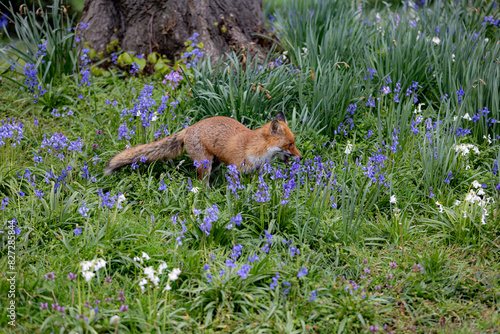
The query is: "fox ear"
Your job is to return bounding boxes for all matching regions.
[275,110,287,123]
[270,120,284,135]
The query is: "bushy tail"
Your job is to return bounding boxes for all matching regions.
[104,130,186,175]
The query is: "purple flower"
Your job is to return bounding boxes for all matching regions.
[67,272,77,280]
[35,189,44,200]
[412,263,424,273]
[225,259,237,268]
[309,289,318,302]
[364,68,376,80]
[45,272,55,281]
[389,261,397,268]
[130,62,140,74]
[73,227,82,236]
[163,70,183,89]
[270,272,280,289]
[79,202,89,217]
[297,266,308,278]
[231,244,243,259]
[248,254,259,263]
[230,213,243,226]
[1,197,8,210]
[40,302,48,310]
[380,86,391,95]
[282,281,291,295]
[456,86,465,104]
[366,97,375,108]
[237,264,252,279]
[119,304,129,312]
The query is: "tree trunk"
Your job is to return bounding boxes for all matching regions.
[79,0,266,61]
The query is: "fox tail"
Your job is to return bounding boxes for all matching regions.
[104,129,186,175]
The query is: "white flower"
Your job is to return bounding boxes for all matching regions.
[168,268,181,281]
[163,284,172,292]
[110,315,121,326]
[432,37,440,45]
[390,195,397,204]
[345,142,353,155]
[80,260,94,272]
[82,271,95,282]
[136,110,142,117]
[453,144,479,156]
[483,134,492,144]
[462,113,471,120]
[144,267,156,281]
[191,187,200,194]
[138,278,148,292]
[151,112,158,122]
[464,190,481,203]
[452,54,455,62]
[435,201,444,213]
[158,262,168,275]
[133,256,144,264]
[471,180,481,189]
[142,252,151,261]
[413,103,425,114]
[454,200,461,206]
[151,275,160,286]
[477,189,485,196]
[484,38,489,43]
[94,258,106,271]
[117,194,126,204]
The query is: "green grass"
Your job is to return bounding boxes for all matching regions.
[0,0,499,333]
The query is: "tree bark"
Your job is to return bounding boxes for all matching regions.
[79,0,266,61]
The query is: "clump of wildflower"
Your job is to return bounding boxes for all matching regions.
[453,144,479,156]
[0,119,24,147]
[80,258,107,282]
[163,70,183,89]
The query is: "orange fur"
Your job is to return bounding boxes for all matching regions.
[104,111,302,182]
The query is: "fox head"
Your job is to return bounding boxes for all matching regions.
[268,111,302,165]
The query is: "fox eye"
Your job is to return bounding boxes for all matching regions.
[289,143,294,149]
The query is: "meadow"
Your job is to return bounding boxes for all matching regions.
[0,0,499,332]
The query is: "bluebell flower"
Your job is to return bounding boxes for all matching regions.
[366,97,375,108]
[456,87,465,104]
[35,189,44,199]
[309,289,318,302]
[231,244,243,259]
[74,227,82,236]
[79,202,89,217]
[248,254,259,263]
[282,281,291,295]
[225,259,237,268]
[230,213,242,226]
[237,264,251,279]
[1,197,8,210]
[297,266,308,278]
[270,272,280,289]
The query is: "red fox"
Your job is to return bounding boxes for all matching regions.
[104,111,302,181]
